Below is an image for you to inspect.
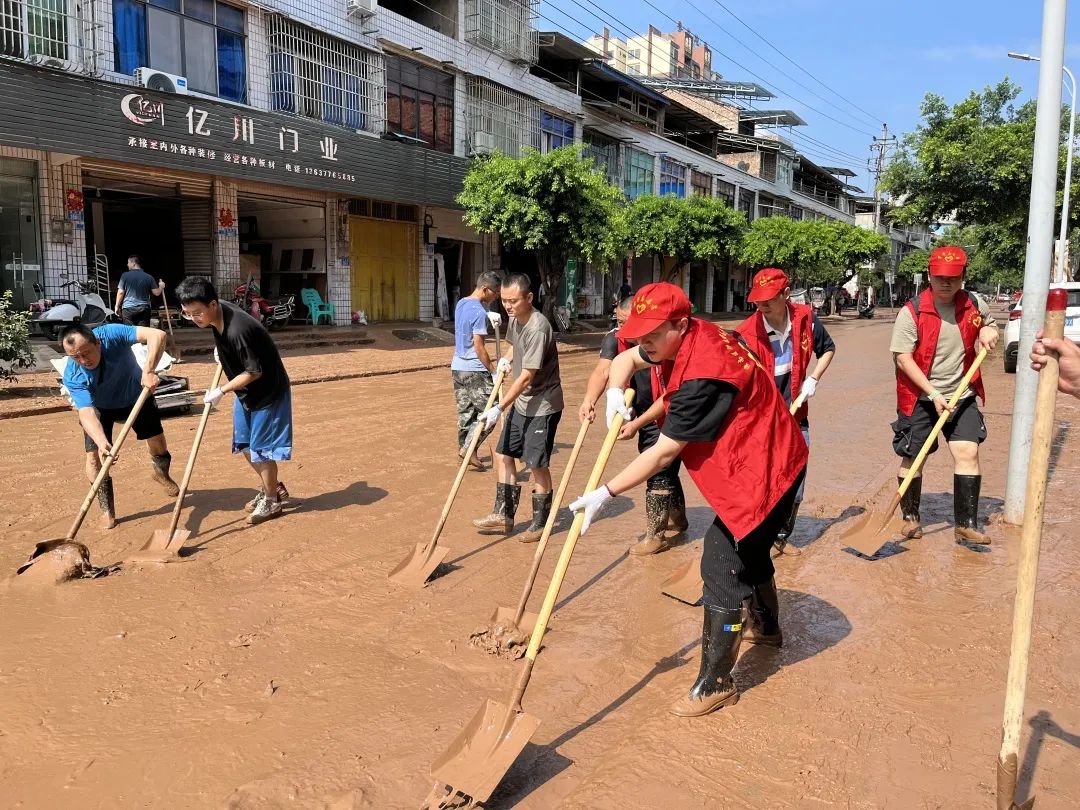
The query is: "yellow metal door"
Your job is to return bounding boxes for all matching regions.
[349,217,418,321]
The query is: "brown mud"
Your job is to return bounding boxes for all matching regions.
[1,317,1078,808]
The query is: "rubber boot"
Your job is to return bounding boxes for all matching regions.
[473,483,520,533]
[667,478,689,533]
[670,605,743,717]
[150,452,180,497]
[630,489,672,556]
[97,476,116,530]
[954,474,990,545]
[741,577,783,647]
[519,492,553,543]
[899,475,923,539]
[773,501,802,556]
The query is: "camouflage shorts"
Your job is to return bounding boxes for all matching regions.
[453,370,496,449]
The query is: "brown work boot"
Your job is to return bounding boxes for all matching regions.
[670,605,743,717]
[954,475,991,545]
[741,578,783,647]
[459,446,485,471]
[473,483,520,533]
[630,490,671,556]
[899,475,924,539]
[150,453,180,497]
[666,479,689,533]
[519,492,553,543]
[97,476,116,530]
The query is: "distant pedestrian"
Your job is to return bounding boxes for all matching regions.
[452,271,502,470]
[115,255,164,327]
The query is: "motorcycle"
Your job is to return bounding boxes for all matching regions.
[233,278,294,331]
[32,280,117,341]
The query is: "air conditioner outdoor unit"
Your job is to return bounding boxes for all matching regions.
[134,67,189,95]
[27,54,78,72]
[470,131,496,155]
[346,0,376,17]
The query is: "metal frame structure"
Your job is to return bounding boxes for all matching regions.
[465,76,540,157]
[463,0,538,64]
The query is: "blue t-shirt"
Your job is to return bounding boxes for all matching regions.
[63,324,142,410]
[451,297,490,373]
[118,269,157,308]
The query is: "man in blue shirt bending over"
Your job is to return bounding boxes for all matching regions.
[452,271,502,470]
[61,322,180,529]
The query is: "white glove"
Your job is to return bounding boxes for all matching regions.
[487,311,503,329]
[568,486,613,534]
[158,278,166,290]
[800,377,818,399]
[605,388,632,428]
[213,347,220,364]
[496,357,512,377]
[204,387,224,407]
[480,405,502,430]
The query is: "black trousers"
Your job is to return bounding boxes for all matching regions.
[700,469,805,609]
[638,424,683,490]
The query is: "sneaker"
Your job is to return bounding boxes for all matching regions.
[245,482,289,513]
[247,496,282,525]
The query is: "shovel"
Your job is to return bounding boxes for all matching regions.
[161,288,181,362]
[389,367,508,588]
[130,365,224,562]
[996,290,1068,810]
[659,389,808,606]
[477,417,591,652]
[841,347,988,557]
[424,390,634,809]
[17,386,153,575]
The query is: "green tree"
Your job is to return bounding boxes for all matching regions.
[457,146,626,319]
[0,290,34,383]
[738,217,886,287]
[827,220,890,282]
[625,194,746,285]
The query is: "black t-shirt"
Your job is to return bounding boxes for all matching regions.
[660,379,739,443]
[212,301,290,411]
[599,329,656,414]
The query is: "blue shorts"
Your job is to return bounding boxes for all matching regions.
[232,389,293,463]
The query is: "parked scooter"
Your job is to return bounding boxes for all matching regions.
[32,280,117,341]
[233,278,294,331]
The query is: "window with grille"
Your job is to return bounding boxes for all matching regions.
[385,54,453,153]
[659,157,686,197]
[737,188,754,220]
[268,15,383,134]
[615,87,659,130]
[624,149,654,199]
[466,77,540,158]
[691,170,711,197]
[716,179,735,207]
[463,0,538,64]
[113,0,246,101]
[583,129,618,186]
[540,111,574,152]
[0,0,94,70]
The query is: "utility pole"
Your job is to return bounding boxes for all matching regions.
[868,123,897,304]
[1004,0,1069,523]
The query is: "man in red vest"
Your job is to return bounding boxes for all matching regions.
[569,283,808,717]
[890,246,998,544]
[737,268,835,556]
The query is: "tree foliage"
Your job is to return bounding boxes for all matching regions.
[0,290,34,383]
[625,194,746,283]
[738,217,887,286]
[457,146,626,318]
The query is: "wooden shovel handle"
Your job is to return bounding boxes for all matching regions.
[67,386,153,540]
[998,293,1067,801]
[163,364,224,537]
[789,390,807,416]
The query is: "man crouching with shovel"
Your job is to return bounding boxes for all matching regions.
[569,283,807,717]
[60,322,179,529]
[175,278,293,525]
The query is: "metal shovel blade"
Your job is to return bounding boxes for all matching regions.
[429,699,541,806]
[488,606,540,638]
[840,511,904,558]
[660,559,703,605]
[16,538,78,575]
[387,543,449,588]
[128,529,191,563]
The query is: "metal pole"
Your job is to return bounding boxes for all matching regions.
[1004,0,1068,524]
[1056,66,1076,283]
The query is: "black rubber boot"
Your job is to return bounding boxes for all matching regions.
[899,475,923,539]
[150,452,180,497]
[670,605,743,716]
[742,577,783,647]
[473,483,521,533]
[954,474,990,544]
[773,501,802,556]
[97,476,116,529]
[519,492,553,543]
[630,489,672,556]
[667,478,689,532]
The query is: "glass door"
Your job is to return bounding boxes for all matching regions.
[0,160,43,311]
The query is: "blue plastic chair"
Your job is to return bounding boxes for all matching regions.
[301,288,335,325]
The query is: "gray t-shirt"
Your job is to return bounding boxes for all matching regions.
[506,309,563,416]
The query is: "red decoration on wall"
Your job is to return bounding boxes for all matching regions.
[66,189,84,213]
[218,207,235,228]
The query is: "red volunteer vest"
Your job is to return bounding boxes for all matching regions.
[895,288,986,416]
[658,319,809,540]
[736,302,814,423]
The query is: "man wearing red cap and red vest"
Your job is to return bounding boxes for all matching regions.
[737,268,835,556]
[569,282,808,717]
[890,246,998,544]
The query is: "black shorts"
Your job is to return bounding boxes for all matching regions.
[496,408,561,469]
[83,398,164,452]
[122,305,152,327]
[892,397,987,458]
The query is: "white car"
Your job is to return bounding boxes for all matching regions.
[1003,282,1080,373]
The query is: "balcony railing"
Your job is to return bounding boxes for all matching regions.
[464,0,538,64]
[0,0,101,75]
[792,180,845,211]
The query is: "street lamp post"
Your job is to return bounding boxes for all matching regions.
[1010,51,1077,282]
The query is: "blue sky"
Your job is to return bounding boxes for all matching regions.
[539,0,1079,193]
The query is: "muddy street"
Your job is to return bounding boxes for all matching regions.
[1,316,1078,809]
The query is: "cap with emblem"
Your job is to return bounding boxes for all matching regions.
[747,268,790,303]
[618,282,692,340]
[928,246,968,277]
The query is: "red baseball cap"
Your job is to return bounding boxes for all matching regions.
[928,246,967,277]
[747,268,790,303]
[618,282,692,340]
